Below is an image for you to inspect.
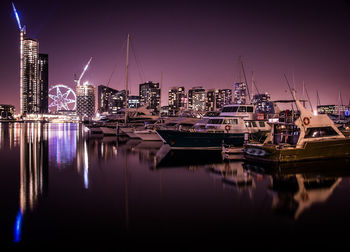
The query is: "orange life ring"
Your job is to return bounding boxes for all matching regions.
[303,117,310,126]
[225,124,231,132]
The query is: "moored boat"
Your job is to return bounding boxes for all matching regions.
[244,99,350,163]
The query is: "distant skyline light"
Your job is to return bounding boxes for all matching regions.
[1,0,349,111]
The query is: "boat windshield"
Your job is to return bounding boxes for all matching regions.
[207,119,223,124]
[273,124,300,145]
[222,106,238,112]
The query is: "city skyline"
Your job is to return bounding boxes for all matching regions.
[1,0,350,111]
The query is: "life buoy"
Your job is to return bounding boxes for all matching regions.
[303,117,310,126]
[225,124,231,133]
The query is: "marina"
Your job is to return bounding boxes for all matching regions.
[1,122,350,248]
[1,0,350,249]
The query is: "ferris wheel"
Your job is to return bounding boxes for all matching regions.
[48,84,77,112]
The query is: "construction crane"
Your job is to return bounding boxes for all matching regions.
[74,57,93,86]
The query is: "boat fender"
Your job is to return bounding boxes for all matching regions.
[303,117,310,126]
[225,125,231,133]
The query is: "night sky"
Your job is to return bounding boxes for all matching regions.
[1,0,350,111]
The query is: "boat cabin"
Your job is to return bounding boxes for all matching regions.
[264,100,346,148]
[220,104,255,120]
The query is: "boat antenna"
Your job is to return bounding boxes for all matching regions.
[304,83,313,112]
[284,74,304,127]
[251,71,260,94]
[316,90,321,106]
[125,33,130,124]
[240,57,251,103]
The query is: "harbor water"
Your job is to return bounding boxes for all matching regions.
[1,122,350,248]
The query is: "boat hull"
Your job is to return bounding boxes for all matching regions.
[100,127,116,135]
[244,138,350,163]
[156,130,245,150]
[134,130,162,141]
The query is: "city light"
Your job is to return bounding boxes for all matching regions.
[12,3,22,30]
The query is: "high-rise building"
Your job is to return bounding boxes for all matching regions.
[128,96,140,108]
[0,104,15,120]
[21,37,39,114]
[168,86,186,116]
[76,84,95,119]
[14,4,48,116]
[216,89,232,110]
[38,54,48,114]
[233,82,248,104]
[139,81,160,112]
[188,86,206,112]
[108,90,126,114]
[251,93,273,114]
[97,85,118,113]
[206,89,217,112]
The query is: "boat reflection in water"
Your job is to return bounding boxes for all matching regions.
[244,158,350,219]
[4,122,350,248]
[207,161,255,195]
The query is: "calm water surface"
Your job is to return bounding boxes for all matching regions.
[1,122,350,248]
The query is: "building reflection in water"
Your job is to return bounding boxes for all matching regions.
[0,123,21,150]
[15,123,48,243]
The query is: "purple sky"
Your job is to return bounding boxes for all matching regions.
[1,0,350,110]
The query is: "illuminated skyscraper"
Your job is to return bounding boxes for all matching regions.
[13,4,48,115]
[38,54,48,114]
[76,83,95,119]
[97,85,118,113]
[233,82,247,104]
[216,89,232,109]
[206,89,217,112]
[21,37,39,114]
[188,86,206,112]
[139,81,160,112]
[168,86,186,115]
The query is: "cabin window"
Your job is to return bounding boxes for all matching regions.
[223,119,238,124]
[208,119,223,124]
[259,121,265,127]
[252,121,257,127]
[245,122,251,127]
[222,106,238,112]
[247,106,254,112]
[238,106,246,112]
[304,127,339,138]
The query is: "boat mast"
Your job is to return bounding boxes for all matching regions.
[316,90,321,106]
[160,72,163,116]
[125,33,130,123]
[239,57,251,104]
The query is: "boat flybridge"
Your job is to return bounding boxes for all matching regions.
[244,99,350,162]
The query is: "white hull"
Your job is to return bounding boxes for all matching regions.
[134,130,162,141]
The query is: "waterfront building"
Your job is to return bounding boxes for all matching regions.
[38,54,48,114]
[168,86,186,115]
[233,82,248,104]
[161,106,169,116]
[139,81,160,112]
[76,83,95,119]
[0,104,15,120]
[18,26,49,115]
[21,36,39,115]
[128,95,140,108]
[251,93,273,113]
[97,85,118,113]
[317,104,349,120]
[216,89,232,110]
[206,89,217,112]
[188,86,206,112]
[108,90,126,114]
